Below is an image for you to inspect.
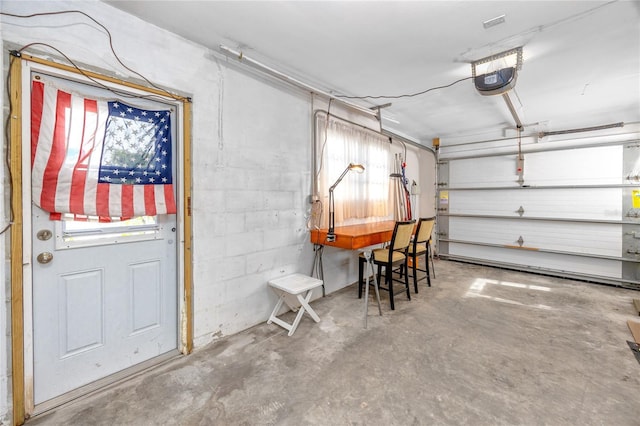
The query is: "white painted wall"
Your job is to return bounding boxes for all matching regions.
[192,65,315,343]
[0,1,432,421]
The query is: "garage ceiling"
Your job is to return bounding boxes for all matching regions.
[104,1,639,146]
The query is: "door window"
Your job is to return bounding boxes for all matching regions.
[56,215,160,249]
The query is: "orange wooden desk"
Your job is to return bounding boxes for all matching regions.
[309,220,396,249]
[310,220,396,326]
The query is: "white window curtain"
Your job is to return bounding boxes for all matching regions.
[316,114,391,228]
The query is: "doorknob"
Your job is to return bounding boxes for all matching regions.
[37,252,54,264]
[37,229,53,241]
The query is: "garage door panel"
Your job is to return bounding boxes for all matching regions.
[524,146,623,186]
[449,243,622,278]
[447,145,623,188]
[449,217,621,256]
[449,188,622,220]
[449,156,520,188]
[439,138,640,287]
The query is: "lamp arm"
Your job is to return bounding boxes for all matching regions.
[327,163,362,242]
[329,167,352,191]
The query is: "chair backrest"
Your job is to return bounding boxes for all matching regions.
[414,217,436,245]
[391,220,415,252]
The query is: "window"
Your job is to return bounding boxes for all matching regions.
[316,114,392,228]
[57,215,160,249]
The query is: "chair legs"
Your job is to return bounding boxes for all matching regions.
[412,254,419,293]
[403,262,411,300]
[359,258,410,310]
[425,243,432,287]
[410,245,433,293]
[358,256,365,299]
[380,262,410,310]
[428,241,436,280]
[361,245,436,299]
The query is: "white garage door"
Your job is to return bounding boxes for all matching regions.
[437,137,640,289]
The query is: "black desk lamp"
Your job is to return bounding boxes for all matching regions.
[327,163,365,242]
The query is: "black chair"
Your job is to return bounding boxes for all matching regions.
[358,220,415,310]
[406,217,435,293]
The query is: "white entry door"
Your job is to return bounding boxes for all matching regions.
[32,207,178,405]
[29,71,180,406]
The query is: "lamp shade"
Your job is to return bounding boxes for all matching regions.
[349,163,365,173]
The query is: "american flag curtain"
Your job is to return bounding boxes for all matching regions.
[31,79,177,221]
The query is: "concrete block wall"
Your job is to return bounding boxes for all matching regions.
[0,1,432,421]
[192,66,315,344]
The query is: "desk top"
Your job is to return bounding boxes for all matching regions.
[309,220,396,250]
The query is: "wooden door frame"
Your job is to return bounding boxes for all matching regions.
[8,53,193,425]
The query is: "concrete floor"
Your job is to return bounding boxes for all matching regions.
[29,260,640,425]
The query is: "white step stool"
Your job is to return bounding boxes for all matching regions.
[267,274,323,336]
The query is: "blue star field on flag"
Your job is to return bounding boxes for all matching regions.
[98,101,172,185]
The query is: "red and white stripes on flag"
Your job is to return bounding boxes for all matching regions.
[30,79,176,221]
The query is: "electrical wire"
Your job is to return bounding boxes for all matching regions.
[311,98,332,242]
[336,76,473,100]
[11,42,179,103]
[307,94,324,238]
[11,42,184,102]
[0,9,189,234]
[315,98,332,184]
[0,55,17,235]
[0,10,179,99]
